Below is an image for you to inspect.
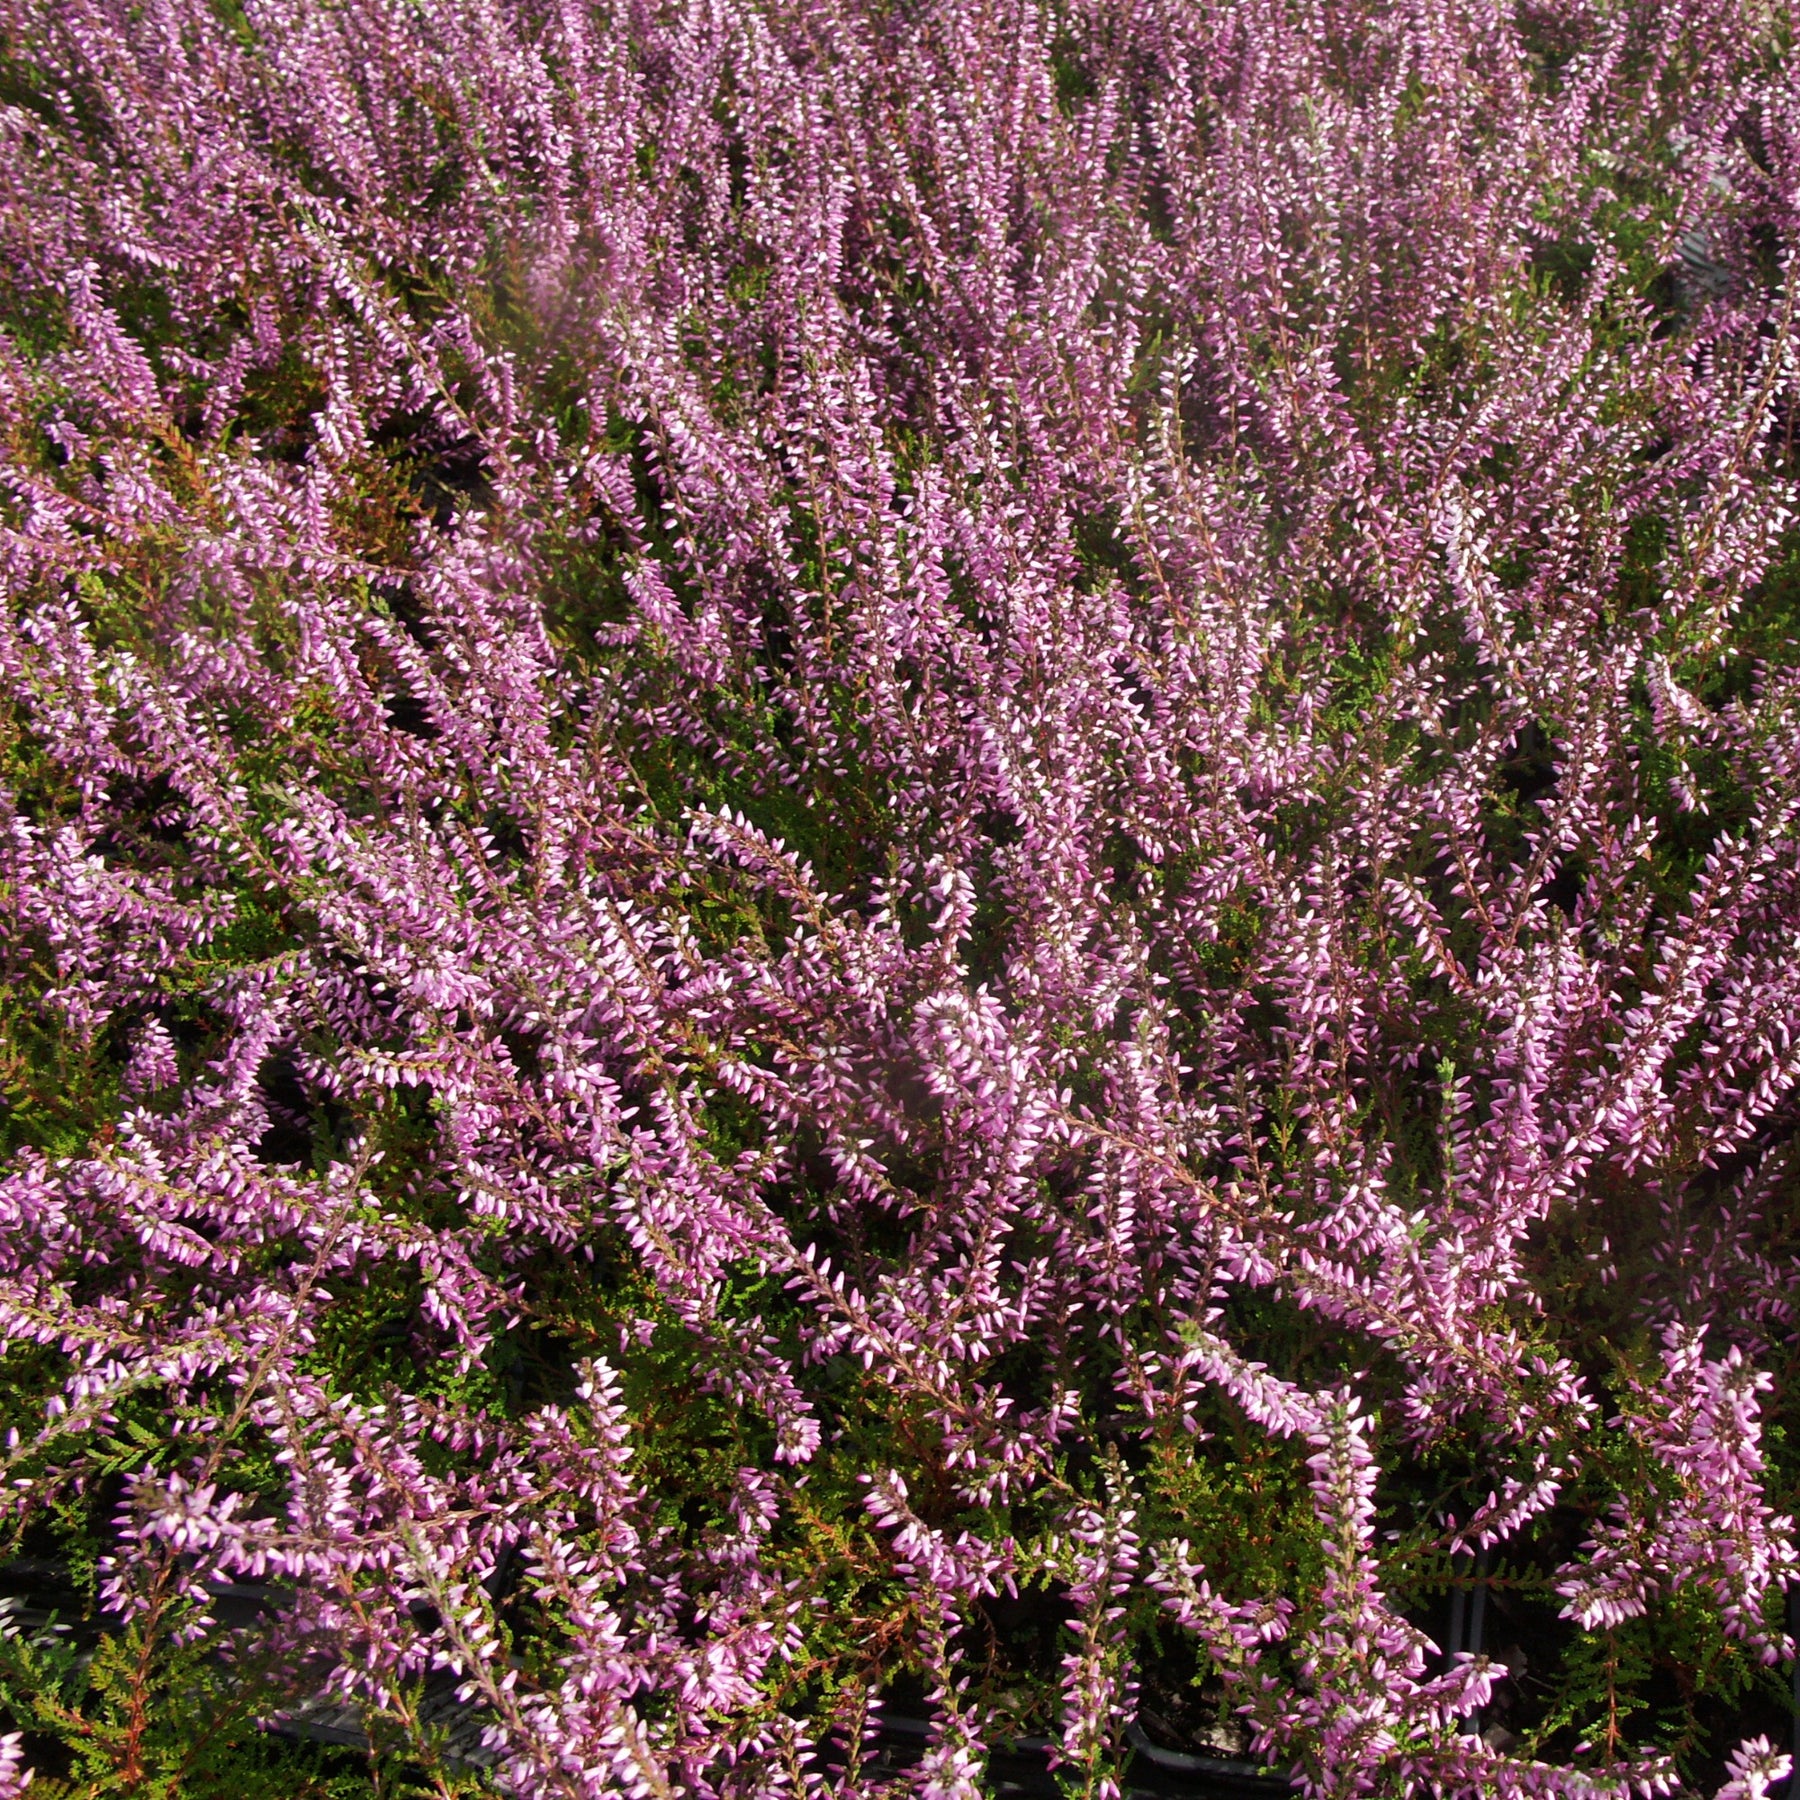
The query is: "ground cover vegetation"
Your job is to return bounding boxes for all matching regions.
[1,0,1799,1793]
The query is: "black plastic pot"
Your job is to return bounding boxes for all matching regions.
[1,1557,1284,1791]
[850,1713,1290,1798]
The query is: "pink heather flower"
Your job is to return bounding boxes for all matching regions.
[0,0,1796,1789]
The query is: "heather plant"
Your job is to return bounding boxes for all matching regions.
[1,0,1800,1794]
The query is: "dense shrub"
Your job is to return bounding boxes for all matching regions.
[2,0,1800,1793]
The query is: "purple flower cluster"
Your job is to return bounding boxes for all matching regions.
[1,0,1799,1791]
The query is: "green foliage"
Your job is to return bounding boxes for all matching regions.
[0,1609,385,1800]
